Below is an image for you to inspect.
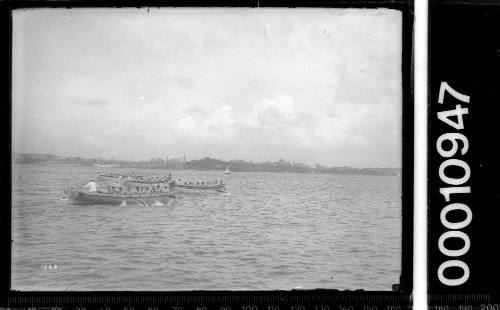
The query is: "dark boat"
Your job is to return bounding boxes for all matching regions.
[170,179,227,195]
[98,172,172,187]
[97,172,138,182]
[122,175,173,187]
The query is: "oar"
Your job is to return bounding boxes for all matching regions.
[134,197,148,206]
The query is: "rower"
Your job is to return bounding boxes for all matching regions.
[84,180,98,193]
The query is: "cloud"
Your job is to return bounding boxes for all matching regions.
[162,92,400,166]
[12,8,402,167]
[206,105,235,128]
[246,95,296,129]
[171,105,236,141]
[172,96,332,151]
[183,105,207,116]
[243,95,345,149]
[173,116,195,132]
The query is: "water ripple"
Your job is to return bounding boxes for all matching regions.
[11,164,401,291]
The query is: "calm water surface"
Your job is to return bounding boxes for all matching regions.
[12,164,401,291]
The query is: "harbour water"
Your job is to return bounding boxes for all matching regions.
[11,164,401,291]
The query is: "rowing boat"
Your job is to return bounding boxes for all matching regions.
[122,176,173,187]
[64,188,175,206]
[170,180,227,195]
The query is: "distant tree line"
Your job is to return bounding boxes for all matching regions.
[14,153,401,176]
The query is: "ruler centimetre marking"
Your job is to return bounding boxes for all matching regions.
[1,293,416,310]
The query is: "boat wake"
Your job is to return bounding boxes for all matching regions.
[150,200,165,207]
[136,200,170,207]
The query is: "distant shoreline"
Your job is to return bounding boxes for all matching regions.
[13,153,401,177]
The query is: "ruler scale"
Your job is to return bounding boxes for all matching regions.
[2,293,413,310]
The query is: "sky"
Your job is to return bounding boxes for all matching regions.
[12,8,402,168]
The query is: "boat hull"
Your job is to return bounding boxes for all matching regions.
[122,179,172,187]
[170,184,227,195]
[97,175,121,182]
[65,189,174,205]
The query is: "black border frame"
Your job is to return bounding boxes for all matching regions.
[1,0,413,306]
[428,0,500,297]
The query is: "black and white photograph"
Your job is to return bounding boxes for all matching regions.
[11,8,404,291]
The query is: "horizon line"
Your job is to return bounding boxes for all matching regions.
[13,152,402,170]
